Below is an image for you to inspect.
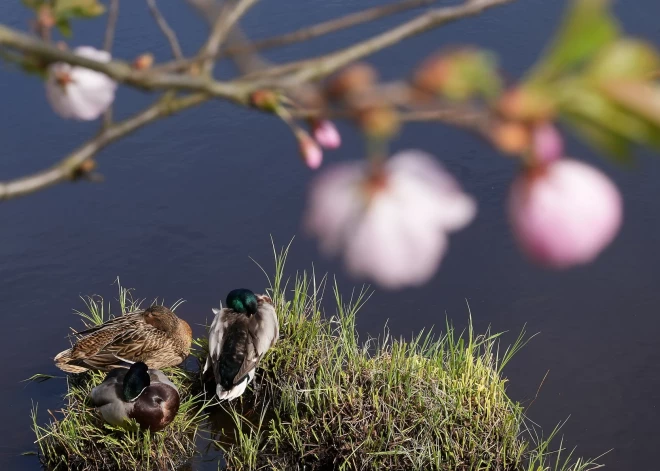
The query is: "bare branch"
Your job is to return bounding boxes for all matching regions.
[156,0,441,74]
[246,0,515,84]
[146,0,184,60]
[103,0,120,53]
[0,93,208,201]
[103,0,120,127]
[0,25,249,100]
[235,0,440,55]
[198,0,259,74]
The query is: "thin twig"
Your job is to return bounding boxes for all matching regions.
[197,0,259,74]
[0,0,511,99]
[0,93,208,201]
[102,0,120,127]
[237,0,440,54]
[157,0,441,73]
[103,0,120,53]
[146,0,184,60]
[247,0,515,84]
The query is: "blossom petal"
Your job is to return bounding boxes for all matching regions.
[304,164,365,254]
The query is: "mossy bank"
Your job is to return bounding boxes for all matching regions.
[31,246,602,470]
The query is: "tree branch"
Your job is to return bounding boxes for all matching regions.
[233,0,440,55]
[102,0,121,127]
[103,0,120,53]
[0,93,208,201]
[246,0,515,84]
[146,0,184,60]
[198,0,259,74]
[156,0,442,74]
[0,24,248,100]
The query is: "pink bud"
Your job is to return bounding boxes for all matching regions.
[312,120,342,149]
[300,136,323,169]
[532,122,563,165]
[508,159,622,269]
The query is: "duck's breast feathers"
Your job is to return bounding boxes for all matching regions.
[130,383,180,432]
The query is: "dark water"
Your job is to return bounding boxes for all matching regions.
[1,0,659,469]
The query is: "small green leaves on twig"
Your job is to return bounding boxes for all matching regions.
[23,0,106,38]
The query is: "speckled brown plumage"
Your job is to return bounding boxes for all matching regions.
[54,305,192,373]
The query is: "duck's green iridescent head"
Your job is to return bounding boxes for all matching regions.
[226,288,258,316]
[123,362,150,402]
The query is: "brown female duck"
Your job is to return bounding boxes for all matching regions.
[54,305,192,373]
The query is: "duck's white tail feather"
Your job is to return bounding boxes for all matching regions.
[215,369,255,401]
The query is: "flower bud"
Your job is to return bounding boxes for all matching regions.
[508,159,622,268]
[133,53,154,71]
[311,119,341,149]
[325,63,378,101]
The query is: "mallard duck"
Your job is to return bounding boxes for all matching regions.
[90,361,180,432]
[204,289,279,401]
[54,305,192,373]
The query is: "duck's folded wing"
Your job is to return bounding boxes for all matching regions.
[100,325,175,363]
[149,370,179,392]
[71,310,145,337]
[67,311,146,361]
[207,309,227,367]
[232,341,259,386]
[250,305,279,356]
[90,369,126,407]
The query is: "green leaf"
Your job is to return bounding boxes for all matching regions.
[55,17,73,37]
[563,113,633,163]
[527,0,619,84]
[587,40,660,82]
[601,81,660,128]
[558,80,660,160]
[54,0,106,19]
[21,0,45,11]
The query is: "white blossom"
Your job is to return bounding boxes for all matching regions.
[46,46,117,121]
[305,150,476,289]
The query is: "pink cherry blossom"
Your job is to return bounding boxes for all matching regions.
[305,150,476,289]
[300,135,323,169]
[532,123,563,165]
[508,159,622,268]
[45,46,117,121]
[312,120,342,149]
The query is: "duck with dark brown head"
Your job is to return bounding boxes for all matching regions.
[90,361,180,432]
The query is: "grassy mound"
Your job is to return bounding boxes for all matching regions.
[211,245,602,471]
[31,287,207,471]
[30,246,602,470]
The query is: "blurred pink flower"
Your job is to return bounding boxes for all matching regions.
[508,159,622,268]
[45,46,117,121]
[299,135,323,169]
[312,120,341,149]
[305,150,476,289]
[532,123,563,165]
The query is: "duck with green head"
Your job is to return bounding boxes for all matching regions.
[204,288,279,401]
[90,361,180,432]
